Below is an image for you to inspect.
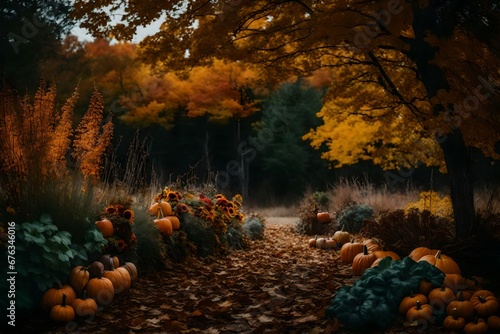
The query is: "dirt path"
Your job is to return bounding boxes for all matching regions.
[29,224,350,334]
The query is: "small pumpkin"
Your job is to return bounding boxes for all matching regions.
[149,201,173,217]
[446,291,475,322]
[373,250,400,260]
[155,217,173,235]
[363,239,382,253]
[69,266,90,295]
[71,290,98,318]
[370,256,394,268]
[102,258,126,294]
[115,266,132,292]
[399,292,429,316]
[463,317,489,334]
[332,229,351,245]
[87,261,105,279]
[428,285,456,314]
[316,211,330,223]
[42,282,76,313]
[166,215,181,230]
[352,245,377,276]
[308,236,317,248]
[122,262,138,282]
[487,314,500,331]
[470,290,499,317]
[340,239,364,264]
[418,250,461,274]
[406,300,434,324]
[444,308,466,331]
[324,238,337,250]
[95,219,113,238]
[50,293,75,322]
[408,246,439,261]
[86,275,114,305]
[100,254,119,270]
[315,237,327,249]
[418,279,436,296]
[444,273,469,293]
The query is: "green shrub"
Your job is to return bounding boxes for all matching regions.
[0,215,107,313]
[242,214,266,240]
[180,213,217,258]
[132,207,166,273]
[222,223,248,249]
[337,202,374,233]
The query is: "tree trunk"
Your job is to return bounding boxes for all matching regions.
[438,130,475,239]
[409,4,476,240]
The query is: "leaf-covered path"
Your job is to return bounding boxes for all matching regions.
[43,224,349,333]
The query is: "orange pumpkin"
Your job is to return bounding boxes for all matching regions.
[444,273,469,293]
[50,293,75,322]
[418,250,461,274]
[446,291,475,322]
[363,239,382,253]
[408,246,439,261]
[352,245,377,276]
[95,219,113,238]
[428,286,456,314]
[399,292,429,315]
[100,254,119,270]
[115,266,132,292]
[406,300,434,324]
[487,314,500,331]
[418,279,436,296]
[103,259,126,294]
[463,317,489,334]
[444,308,466,332]
[316,211,330,223]
[122,262,138,282]
[71,290,98,318]
[69,266,90,295]
[340,239,364,264]
[155,217,173,235]
[42,282,76,313]
[166,215,181,230]
[373,250,400,260]
[149,201,173,217]
[86,276,114,305]
[470,290,499,317]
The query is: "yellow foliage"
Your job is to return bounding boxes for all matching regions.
[404,191,453,219]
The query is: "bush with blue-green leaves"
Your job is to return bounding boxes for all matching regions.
[337,202,374,233]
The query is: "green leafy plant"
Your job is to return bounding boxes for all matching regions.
[132,207,166,273]
[6,215,107,312]
[337,202,374,233]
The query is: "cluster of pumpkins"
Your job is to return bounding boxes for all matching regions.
[341,242,500,333]
[149,201,181,236]
[41,254,138,323]
[400,248,500,333]
[308,228,352,250]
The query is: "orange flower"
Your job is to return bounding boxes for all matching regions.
[176,203,190,213]
[123,209,134,223]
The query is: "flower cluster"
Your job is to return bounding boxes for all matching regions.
[100,202,137,254]
[404,191,453,219]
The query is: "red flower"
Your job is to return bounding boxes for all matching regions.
[117,239,126,251]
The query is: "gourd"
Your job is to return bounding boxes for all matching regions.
[418,250,461,274]
[87,261,105,279]
[95,219,113,238]
[399,292,429,315]
[332,229,351,245]
[470,290,499,317]
[463,317,489,334]
[50,293,75,322]
[315,237,326,249]
[69,266,90,295]
[406,300,433,324]
[340,239,364,264]
[446,291,475,322]
[352,245,377,276]
[42,282,76,312]
[71,290,98,318]
[155,217,173,235]
[408,246,438,261]
[166,216,181,230]
[316,212,330,223]
[103,258,126,294]
[86,275,114,305]
[444,308,466,331]
[428,285,456,313]
[122,262,138,282]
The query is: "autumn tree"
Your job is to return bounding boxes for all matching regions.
[72,0,500,240]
